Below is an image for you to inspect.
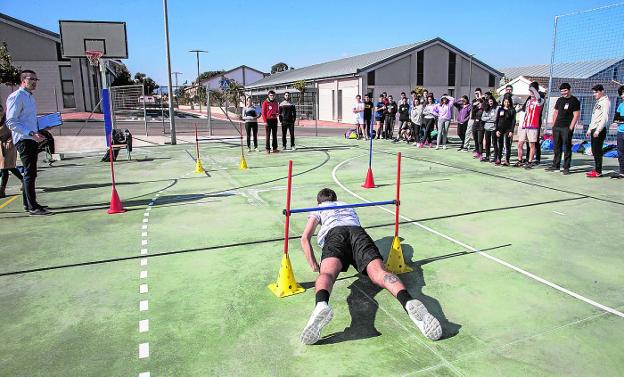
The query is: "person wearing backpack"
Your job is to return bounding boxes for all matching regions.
[279,91,297,150]
[586,84,611,178]
[545,83,580,175]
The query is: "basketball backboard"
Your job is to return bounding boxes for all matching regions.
[59,20,128,58]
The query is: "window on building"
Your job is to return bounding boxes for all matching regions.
[448,52,456,86]
[613,66,619,80]
[367,71,375,86]
[59,66,76,108]
[417,50,424,86]
[337,89,343,121]
[447,89,455,97]
[488,74,496,88]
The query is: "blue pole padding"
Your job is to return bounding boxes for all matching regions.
[285,200,396,215]
[102,88,113,147]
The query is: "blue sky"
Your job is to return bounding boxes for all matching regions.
[3,0,620,84]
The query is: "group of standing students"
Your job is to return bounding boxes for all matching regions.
[354,82,624,178]
[241,90,297,154]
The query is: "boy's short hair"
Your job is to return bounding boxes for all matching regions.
[268,90,276,95]
[317,188,337,204]
[20,69,36,81]
[592,84,604,92]
[559,82,571,90]
[505,84,513,90]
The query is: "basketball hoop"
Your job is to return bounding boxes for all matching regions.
[85,50,104,67]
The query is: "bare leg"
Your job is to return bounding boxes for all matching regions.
[365,259,406,297]
[315,257,342,294]
[301,257,341,345]
[517,140,525,163]
[528,142,536,163]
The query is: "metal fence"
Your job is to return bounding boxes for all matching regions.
[110,84,148,135]
[546,3,624,142]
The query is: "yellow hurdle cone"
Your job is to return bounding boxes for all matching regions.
[194,159,205,174]
[268,254,305,298]
[384,236,413,274]
[239,155,248,170]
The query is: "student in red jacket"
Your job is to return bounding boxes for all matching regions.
[261,90,280,153]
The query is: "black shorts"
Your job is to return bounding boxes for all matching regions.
[321,226,382,275]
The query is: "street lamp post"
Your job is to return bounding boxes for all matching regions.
[162,0,176,145]
[468,54,475,100]
[189,49,208,113]
[171,71,182,108]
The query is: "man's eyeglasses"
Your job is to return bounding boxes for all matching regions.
[25,77,40,82]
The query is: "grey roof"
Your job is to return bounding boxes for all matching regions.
[247,38,503,89]
[0,12,60,40]
[499,58,622,80]
[247,41,429,89]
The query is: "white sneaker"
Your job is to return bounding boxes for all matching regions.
[405,299,442,341]
[435,146,440,150]
[292,145,296,151]
[254,148,259,152]
[442,145,448,150]
[300,302,333,345]
[247,147,252,153]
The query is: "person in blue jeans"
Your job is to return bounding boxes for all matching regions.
[614,85,624,179]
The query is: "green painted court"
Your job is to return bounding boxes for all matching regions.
[1,137,623,377]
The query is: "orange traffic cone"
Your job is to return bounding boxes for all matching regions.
[362,167,376,189]
[107,187,126,214]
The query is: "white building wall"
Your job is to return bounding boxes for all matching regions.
[318,81,334,121]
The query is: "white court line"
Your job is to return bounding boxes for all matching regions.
[143,218,149,223]
[139,300,148,311]
[140,258,148,266]
[144,213,150,217]
[141,240,148,246]
[142,232,148,237]
[146,207,152,212]
[140,271,148,279]
[140,248,148,255]
[139,343,149,358]
[552,211,566,216]
[139,284,148,294]
[142,225,148,230]
[332,156,624,319]
[139,372,151,377]
[139,319,149,333]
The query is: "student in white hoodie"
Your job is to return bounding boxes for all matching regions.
[586,84,611,178]
[410,97,424,145]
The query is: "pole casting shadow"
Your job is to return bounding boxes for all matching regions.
[316,236,461,345]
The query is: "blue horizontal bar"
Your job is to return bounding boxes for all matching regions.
[285,200,396,215]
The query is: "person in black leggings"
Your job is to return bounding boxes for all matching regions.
[495,97,516,166]
[472,99,485,159]
[241,97,260,152]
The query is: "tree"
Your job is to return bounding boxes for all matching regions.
[111,64,133,86]
[223,79,243,113]
[293,80,306,105]
[134,72,159,95]
[0,42,20,87]
[411,86,426,98]
[270,62,289,74]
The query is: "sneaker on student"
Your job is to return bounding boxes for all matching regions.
[272,149,280,154]
[562,168,570,175]
[300,302,333,345]
[435,146,440,150]
[429,142,434,148]
[254,147,259,152]
[586,170,601,178]
[405,299,442,341]
[525,162,534,169]
[292,145,296,151]
[247,147,252,153]
[545,166,559,172]
[29,208,52,216]
[442,145,448,150]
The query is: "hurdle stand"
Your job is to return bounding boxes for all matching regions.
[385,152,412,274]
[239,122,248,170]
[268,160,305,298]
[193,125,206,174]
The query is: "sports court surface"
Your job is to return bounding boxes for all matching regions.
[1,137,623,377]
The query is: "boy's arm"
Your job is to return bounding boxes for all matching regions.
[300,216,320,272]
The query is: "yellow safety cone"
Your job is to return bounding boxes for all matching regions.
[194,159,205,174]
[239,155,248,170]
[384,236,413,274]
[268,254,305,298]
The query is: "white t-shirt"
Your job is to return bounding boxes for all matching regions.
[353,102,365,124]
[309,201,361,247]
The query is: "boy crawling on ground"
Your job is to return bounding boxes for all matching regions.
[299,188,442,344]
